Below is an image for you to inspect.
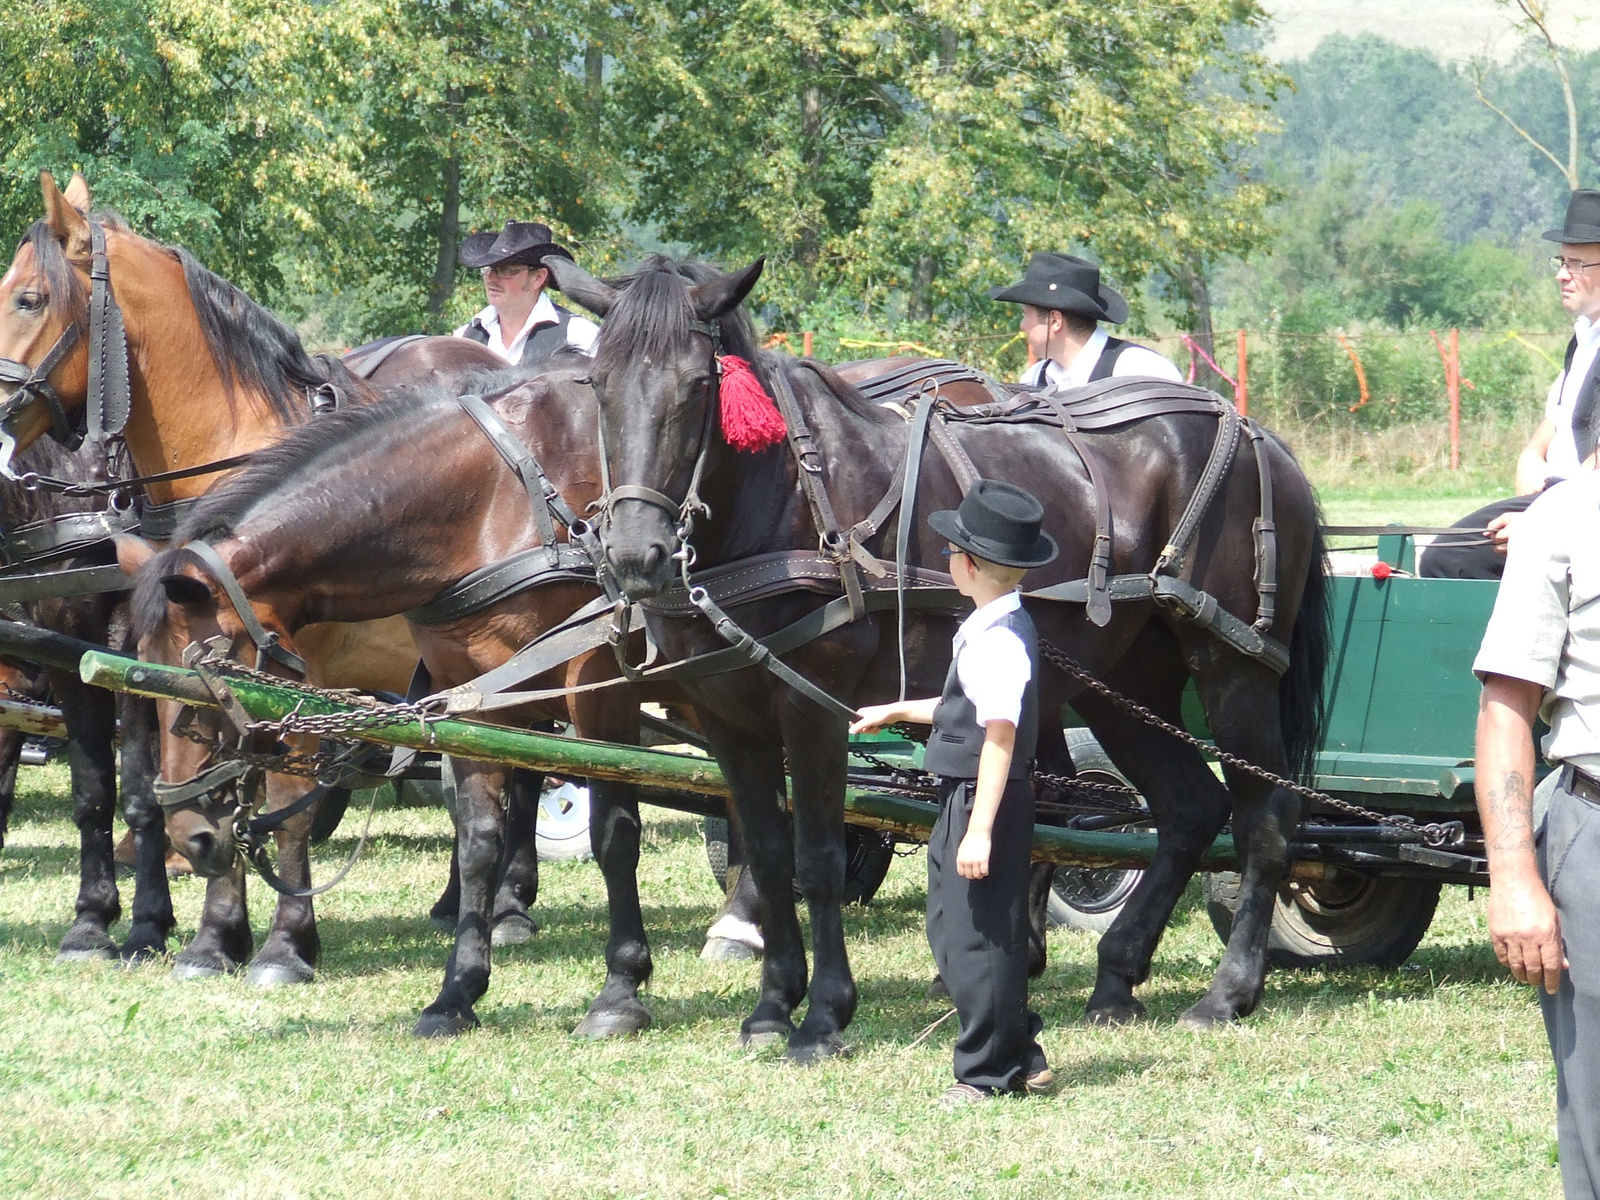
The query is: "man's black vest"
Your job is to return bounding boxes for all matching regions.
[1087,336,1134,382]
[922,605,1040,781]
[461,303,575,367]
[1563,335,1600,461]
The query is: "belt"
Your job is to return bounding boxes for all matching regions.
[1561,763,1600,806]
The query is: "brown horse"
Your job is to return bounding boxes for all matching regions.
[120,370,673,1037]
[550,254,1330,1058]
[0,171,515,984]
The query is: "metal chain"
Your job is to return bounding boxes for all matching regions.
[1035,637,1461,846]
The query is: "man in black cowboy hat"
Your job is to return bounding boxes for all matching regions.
[853,479,1057,1107]
[1423,190,1600,580]
[990,252,1181,390]
[452,220,599,366]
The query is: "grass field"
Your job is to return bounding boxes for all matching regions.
[0,759,1561,1200]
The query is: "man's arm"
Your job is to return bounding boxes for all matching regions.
[1514,419,1557,496]
[1475,673,1566,992]
[956,720,1016,880]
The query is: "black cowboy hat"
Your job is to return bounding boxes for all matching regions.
[458,220,576,271]
[1543,190,1600,245]
[989,252,1129,324]
[929,479,1058,570]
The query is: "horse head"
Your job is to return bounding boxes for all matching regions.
[118,533,307,877]
[549,254,764,601]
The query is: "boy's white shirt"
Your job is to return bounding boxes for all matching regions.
[952,590,1031,727]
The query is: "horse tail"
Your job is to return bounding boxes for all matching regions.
[1279,520,1331,785]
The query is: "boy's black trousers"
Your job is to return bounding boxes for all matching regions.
[926,776,1045,1092]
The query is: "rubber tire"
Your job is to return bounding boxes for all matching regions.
[1202,870,1441,969]
[1046,728,1147,934]
[702,816,896,906]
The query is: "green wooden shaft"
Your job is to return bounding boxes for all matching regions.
[79,650,1238,870]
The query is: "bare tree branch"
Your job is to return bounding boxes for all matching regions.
[1473,0,1580,189]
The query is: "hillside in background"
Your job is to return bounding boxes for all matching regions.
[1264,0,1600,63]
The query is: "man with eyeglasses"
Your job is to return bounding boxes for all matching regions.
[452,220,600,365]
[1423,191,1600,579]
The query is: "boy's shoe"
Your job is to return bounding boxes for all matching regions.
[1024,1067,1057,1095]
[939,1083,994,1108]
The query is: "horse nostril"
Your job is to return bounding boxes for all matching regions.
[643,544,665,575]
[184,829,216,863]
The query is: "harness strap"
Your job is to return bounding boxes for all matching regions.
[402,544,594,625]
[458,393,558,548]
[0,509,139,567]
[687,583,860,719]
[0,563,131,603]
[894,391,940,699]
[1033,393,1115,626]
[925,413,979,494]
[1246,421,1278,635]
[85,223,131,455]
[1152,401,1242,578]
[153,758,253,811]
[182,541,308,676]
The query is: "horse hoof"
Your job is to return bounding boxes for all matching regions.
[246,959,315,988]
[414,1010,479,1039]
[1084,1000,1146,1027]
[701,937,760,962]
[572,1003,653,1040]
[171,952,239,980]
[738,1017,794,1049]
[1176,1004,1232,1032]
[786,1034,850,1065]
[491,914,538,947]
[925,975,950,1001]
[54,945,117,965]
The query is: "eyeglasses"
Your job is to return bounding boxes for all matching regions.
[480,264,530,279]
[1551,256,1600,276]
[940,547,969,562]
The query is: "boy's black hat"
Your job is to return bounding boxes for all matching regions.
[929,479,1058,570]
[988,252,1129,324]
[459,220,576,270]
[1543,190,1600,244]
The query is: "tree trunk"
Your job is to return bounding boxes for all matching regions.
[1173,259,1222,394]
[908,257,937,322]
[425,95,463,328]
[585,43,604,132]
[797,53,823,302]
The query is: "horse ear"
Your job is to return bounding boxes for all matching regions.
[62,172,91,214]
[39,171,91,257]
[113,534,158,578]
[690,259,764,322]
[545,257,618,318]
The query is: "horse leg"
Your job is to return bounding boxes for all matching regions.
[0,725,22,851]
[117,695,175,962]
[702,713,807,1045]
[244,779,323,987]
[431,840,462,930]
[415,757,505,1037]
[702,814,764,960]
[489,766,542,947]
[780,699,855,1063]
[1177,656,1300,1029]
[51,672,121,962]
[172,860,254,977]
[572,696,653,1038]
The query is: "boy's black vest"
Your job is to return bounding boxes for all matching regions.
[460,303,575,367]
[923,605,1040,781]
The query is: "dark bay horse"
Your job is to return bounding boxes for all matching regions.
[548,254,1330,1058]
[0,171,519,984]
[120,371,672,1037]
[0,437,172,962]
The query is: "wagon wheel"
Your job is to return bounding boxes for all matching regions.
[703,816,895,906]
[1202,869,1441,969]
[1046,728,1147,934]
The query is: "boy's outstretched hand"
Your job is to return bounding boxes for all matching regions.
[956,830,991,879]
[849,704,898,735]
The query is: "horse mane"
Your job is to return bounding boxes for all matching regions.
[20,220,89,339]
[169,246,328,424]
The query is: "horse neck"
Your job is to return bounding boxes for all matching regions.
[112,237,298,505]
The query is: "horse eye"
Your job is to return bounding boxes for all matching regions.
[14,290,44,313]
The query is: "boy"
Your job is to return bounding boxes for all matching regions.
[852,479,1058,1105]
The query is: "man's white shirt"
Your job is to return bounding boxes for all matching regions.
[1543,314,1600,482]
[453,292,600,364]
[1020,326,1183,389]
[952,590,1032,728]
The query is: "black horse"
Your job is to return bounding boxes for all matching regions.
[547,254,1330,1060]
[0,437,172,961]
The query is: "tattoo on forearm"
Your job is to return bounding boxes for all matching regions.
[1487,769,1534,854]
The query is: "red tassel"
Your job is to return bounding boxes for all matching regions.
[718,355,786,452]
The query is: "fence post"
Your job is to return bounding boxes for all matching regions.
[1449,328,1460,471]
[1235,329,1249,417]
[803,331,813,358]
